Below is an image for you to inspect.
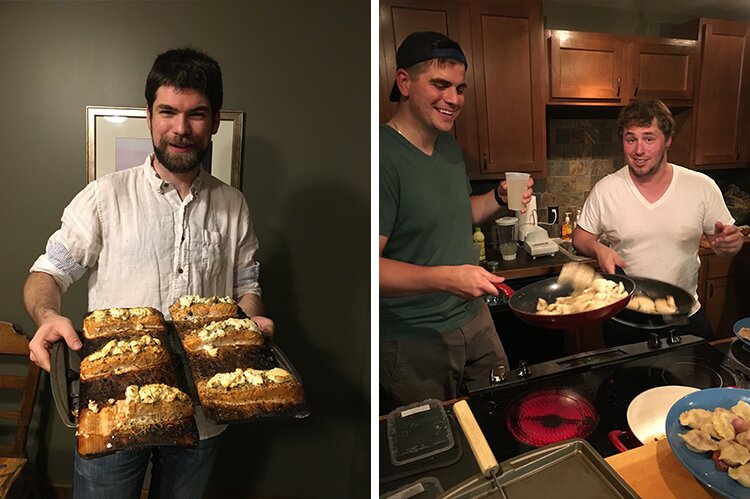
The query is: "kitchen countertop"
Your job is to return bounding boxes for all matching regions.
[484,243,596,280]
[605,439,713,498]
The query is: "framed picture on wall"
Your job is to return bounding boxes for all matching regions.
[86,106,244,188]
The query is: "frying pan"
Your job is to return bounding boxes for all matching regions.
[612,275,695,329]
[495,274,635,329]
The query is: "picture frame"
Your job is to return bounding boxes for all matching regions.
[86,106,244,188]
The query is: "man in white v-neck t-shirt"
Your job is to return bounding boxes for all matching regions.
[573,98,744,345]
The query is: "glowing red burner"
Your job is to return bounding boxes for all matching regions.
[506,389,598,447]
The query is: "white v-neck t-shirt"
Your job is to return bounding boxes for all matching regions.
[577,164,734,313]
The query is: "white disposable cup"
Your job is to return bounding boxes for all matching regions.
[505,172,530,211]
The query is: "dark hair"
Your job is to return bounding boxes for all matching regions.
[145,47,223,113]
[616,97,675,139]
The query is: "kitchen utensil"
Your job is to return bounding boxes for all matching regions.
[441,431,638,498]
[734,317,750,348]
[495,273,635,329]
[612,275,694,329]
[379,476,444,499]
[626,385,699,445]
[666,388,750,498]
[453,400,502,491]
[494,217,518,261]
[49,328,310,428]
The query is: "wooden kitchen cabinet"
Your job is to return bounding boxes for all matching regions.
[547,30,696,105]
[462,0,546,177]
[379,0,547,179]
[697,244,750,338]
[548,31,626,102]
[630,40,696,101]
[689,19,750,168]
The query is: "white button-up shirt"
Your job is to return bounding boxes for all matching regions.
[31,154,262,438]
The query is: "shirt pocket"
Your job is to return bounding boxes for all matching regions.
[195,229,226,278]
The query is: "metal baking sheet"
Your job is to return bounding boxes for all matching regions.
[50,323,310,428]
[442,439,638,499]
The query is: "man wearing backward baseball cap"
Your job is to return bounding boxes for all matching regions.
[379,31,533,410]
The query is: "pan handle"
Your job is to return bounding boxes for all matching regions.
[607,429,642,453]
[453,400,500,477]
[494,283,515,298]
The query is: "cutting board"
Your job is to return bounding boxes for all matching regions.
[605,439,713,498]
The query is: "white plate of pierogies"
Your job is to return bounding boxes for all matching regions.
[666,388,750,498]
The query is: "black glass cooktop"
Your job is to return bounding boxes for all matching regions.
[467,336,750,462]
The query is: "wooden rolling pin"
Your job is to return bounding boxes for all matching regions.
[453,400,502,489]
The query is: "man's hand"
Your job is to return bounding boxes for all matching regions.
[594,246,628,275]
[250,315,275,339]
[496,177,535,213]
[444,265,505,300]
[710,221,744,257]
[28,314,81,372]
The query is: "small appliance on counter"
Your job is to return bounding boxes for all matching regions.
[493,217,519,261]
[515,195,557,258]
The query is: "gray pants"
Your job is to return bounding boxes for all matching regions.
[380,304,509,410]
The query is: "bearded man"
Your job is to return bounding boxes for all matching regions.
[23,47,270,498]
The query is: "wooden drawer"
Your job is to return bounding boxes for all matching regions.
[704,246,750,279]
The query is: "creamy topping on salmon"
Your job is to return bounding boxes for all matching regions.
[85,335,162,362]
[90,307,156,322]
[206,367,293,390]
[177,295,235,308]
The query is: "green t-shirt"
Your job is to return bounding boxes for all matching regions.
[380,124,481,340]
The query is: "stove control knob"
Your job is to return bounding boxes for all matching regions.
[647,332,662,349]
[490,366,507,383]
[667,329,682,345]
[517,360,532,377]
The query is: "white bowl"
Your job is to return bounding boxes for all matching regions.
[627,385,699,444]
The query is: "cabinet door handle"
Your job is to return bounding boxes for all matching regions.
[483,153,488,172]
[738,146,741,160]
[709,283,714,298]
[617,78,621,97]
[633,79,638,97]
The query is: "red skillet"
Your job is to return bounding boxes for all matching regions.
[495,274,635,329]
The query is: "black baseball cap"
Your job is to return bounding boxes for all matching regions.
[389,31,467,102]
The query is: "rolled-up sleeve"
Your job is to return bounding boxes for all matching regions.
[233,198,261,298]
[30,182,102,293]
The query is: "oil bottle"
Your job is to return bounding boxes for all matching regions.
[472,227,486,262]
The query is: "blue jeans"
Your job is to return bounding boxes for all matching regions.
[73,437,220,499]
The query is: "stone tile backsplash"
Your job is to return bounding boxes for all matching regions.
[538,117,622,237]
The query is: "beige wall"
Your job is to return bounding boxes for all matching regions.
[0,1,370,496]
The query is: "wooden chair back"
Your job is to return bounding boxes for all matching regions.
[0,322,41,458]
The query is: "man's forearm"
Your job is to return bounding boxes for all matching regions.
[470,191,502,226]
[380,257,449,297]
[571,227,601,257]
[24,271,63,326]
[237,292,266,317]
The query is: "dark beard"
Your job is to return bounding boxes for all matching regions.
[153,137,208,174]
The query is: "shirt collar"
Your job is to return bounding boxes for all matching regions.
[142,153,205,196]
